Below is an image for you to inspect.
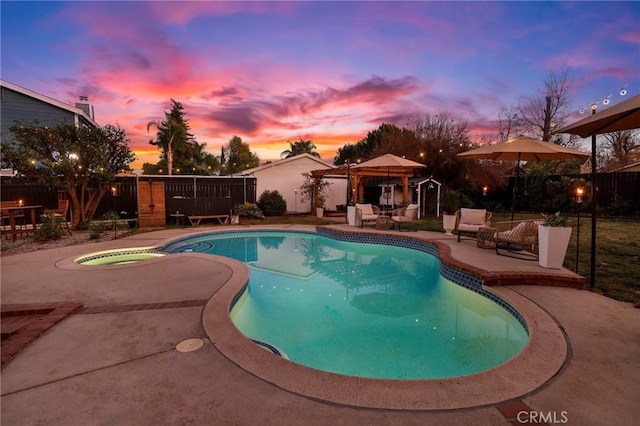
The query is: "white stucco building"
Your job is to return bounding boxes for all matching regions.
[239,154,347,213]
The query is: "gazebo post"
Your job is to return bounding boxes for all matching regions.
[402,177,409,205]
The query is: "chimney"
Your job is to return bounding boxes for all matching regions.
[75,96,95,120]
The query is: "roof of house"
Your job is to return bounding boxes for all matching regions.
[239,153,335,175]
[0,79,99,128]
[609,161,640,172]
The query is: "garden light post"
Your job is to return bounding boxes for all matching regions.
[589,104,597,289]
[575,187,584,274]
[111,185,118,240]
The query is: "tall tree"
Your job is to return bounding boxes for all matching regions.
[518,67,574,143]
[412,112,477,189]
[334,123,419,165]
[146,99,194,175]
[281,137,320,158]
[221,136,259,175]
[3,122,135,228]
[601,130,640,170]
[497,105,525,141]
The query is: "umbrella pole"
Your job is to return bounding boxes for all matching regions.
[510,153,521,221]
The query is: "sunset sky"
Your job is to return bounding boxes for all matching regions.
[2,1,639,170]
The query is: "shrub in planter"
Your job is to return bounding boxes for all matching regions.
[257,190,287,216]
[538,211,572,269]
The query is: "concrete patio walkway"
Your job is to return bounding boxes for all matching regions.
[1,226,638,425]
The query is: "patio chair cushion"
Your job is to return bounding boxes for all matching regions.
[496,220,540,244]
[391,204,418,222]
[460,208,487,225]
[356,203,374,216]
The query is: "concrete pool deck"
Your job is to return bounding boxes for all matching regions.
[1,225,638,425]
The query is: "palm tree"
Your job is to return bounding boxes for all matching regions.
[281,137,320,159]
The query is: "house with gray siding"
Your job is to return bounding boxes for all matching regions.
[1,80,98,173]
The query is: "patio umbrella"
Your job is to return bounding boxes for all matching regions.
[559,94,640,290]
[558,94,640,137]
[352,154,425,207]
[458,135,590,220]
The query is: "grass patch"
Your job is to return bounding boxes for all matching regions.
[412,212,639,304]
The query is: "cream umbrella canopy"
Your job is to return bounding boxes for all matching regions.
[458,135,590,220]
[558,94,640,137]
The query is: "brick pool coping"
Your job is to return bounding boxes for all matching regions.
[1,302,84,369]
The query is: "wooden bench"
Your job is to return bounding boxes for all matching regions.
[187,215,230,226]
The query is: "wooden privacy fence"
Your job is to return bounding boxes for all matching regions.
[1,175,256,227]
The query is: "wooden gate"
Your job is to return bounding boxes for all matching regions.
[137,179,165,227]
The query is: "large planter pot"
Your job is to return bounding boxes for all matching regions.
[347,206,357,226]
[316,207,324,218]
[442,214,456,235]
[538,225,572,269]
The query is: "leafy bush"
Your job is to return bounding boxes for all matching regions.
[258,190,287,216]
[88,211,122,232]
[234,203,264,219]
[607,196,636,217]
[34,210,64,242]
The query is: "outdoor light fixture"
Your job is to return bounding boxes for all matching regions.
[17,199,24,207]
[575,187,584,274]
[482,186,488,196]
[111,186,118,240]
[620,88,627,96]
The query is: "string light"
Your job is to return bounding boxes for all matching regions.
[578,84,630,114]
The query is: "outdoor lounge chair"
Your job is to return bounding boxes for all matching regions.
[355,203,381,228]
[51,199,72,235]
[455,208,492,242]
[391,204,418,231]
[495,219,543,260]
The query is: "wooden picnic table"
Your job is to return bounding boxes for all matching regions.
[1,204,42,242]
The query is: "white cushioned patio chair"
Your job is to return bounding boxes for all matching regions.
[391,204,418,231]
[455,208,492,242]
[355,203,381,228]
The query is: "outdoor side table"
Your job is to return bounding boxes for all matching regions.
[477,226,497,249]
[376,215,391,230]
[170,213,186,226]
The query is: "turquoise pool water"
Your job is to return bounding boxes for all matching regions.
[164,231,528,379]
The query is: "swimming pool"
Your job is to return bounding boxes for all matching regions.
[163,230,528,379]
